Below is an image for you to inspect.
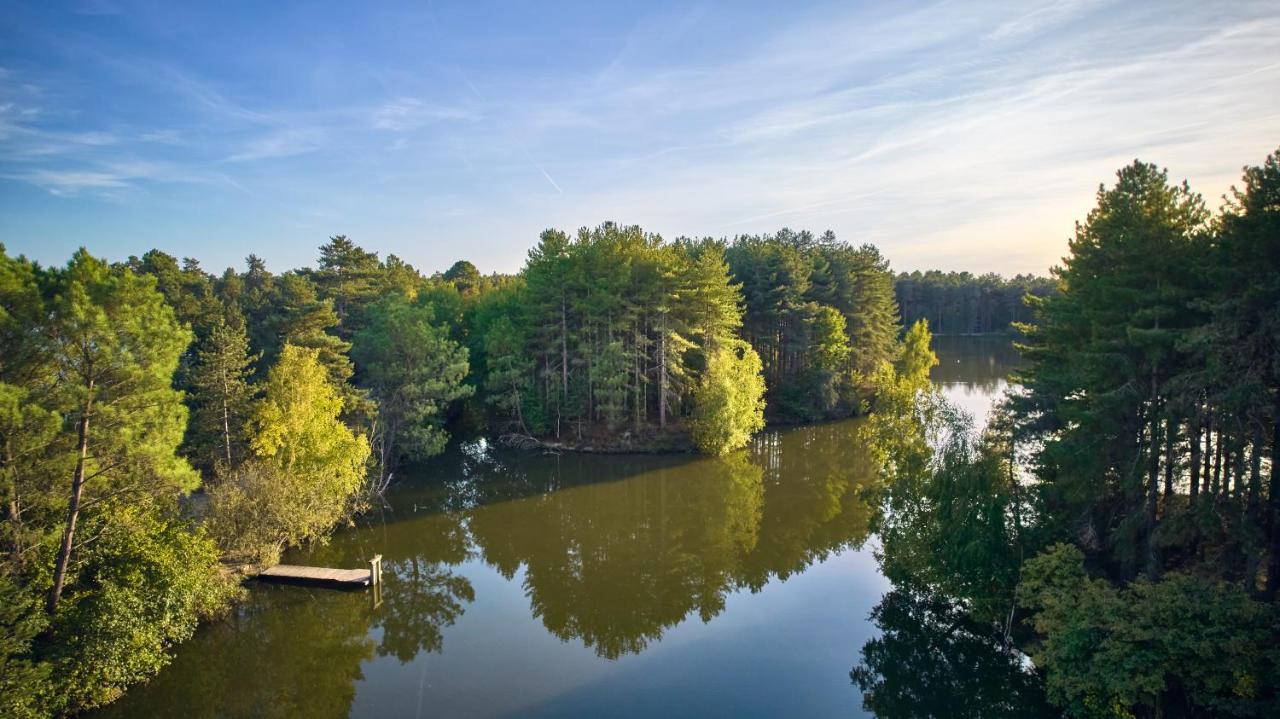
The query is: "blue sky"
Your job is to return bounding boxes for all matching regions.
[2,1,1278,276]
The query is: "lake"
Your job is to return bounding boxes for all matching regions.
[96,335,1023,718]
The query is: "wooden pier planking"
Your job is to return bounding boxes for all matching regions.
[258,564,372,587]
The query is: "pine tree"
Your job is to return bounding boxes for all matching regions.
[187,319,258,472]
[352,298,472,476]
[43,250,198,615]
[1211,147,1280,597]
[482,316,529,431]
[315,235,381,335]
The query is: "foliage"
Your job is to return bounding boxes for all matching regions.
[0,574,48,719]
[209,345,369,561]
[186,319,258,471]
[896,270,1055,335]
[689,340,767,455]
[0,246,235,717]
[482,315,530,430]
[1002,148,1280,717]
[896,319,939,386]
[351,297,473,474]
[726,229,900,420]
[1018,544,1279,717]
[45,507,237,713]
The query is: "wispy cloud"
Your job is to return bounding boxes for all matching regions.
[225,127,326,162]
[371,97,476,131]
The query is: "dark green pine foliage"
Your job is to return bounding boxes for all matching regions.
[1207,147,1280,598]
[1007,150,1280,717]
[351,297,473,477]
[726,229,900,420]
[314,235,383,337]
[186,319,259,473]
[499,223,756,447]
[895,271,1056,335]
[1017,160,1211,579]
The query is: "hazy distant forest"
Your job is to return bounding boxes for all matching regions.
[3,145,1279,718]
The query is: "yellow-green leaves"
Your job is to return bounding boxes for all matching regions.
[895,319,938,388]
[690,340,767,455]
[220,344,370,558]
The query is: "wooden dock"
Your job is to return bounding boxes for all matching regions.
[257,555,383,589]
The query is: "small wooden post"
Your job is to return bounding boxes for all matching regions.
[369,554,383,587]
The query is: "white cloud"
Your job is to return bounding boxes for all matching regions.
[371,97,476,131]
[225,128,325,162]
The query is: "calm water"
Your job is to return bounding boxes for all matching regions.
[97,336,1020,719]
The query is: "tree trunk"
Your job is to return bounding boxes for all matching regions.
[1212,425,1223,498]
[1264,392,1280,599]
[48,380,93,615]
[221,371,233,467]
[658,315,668,430]
[1203,412,1214,496]
[1233,442,1246,503]
[1162,420,1176,514]
[1248,430,1262,510]
[560,297,568,410]
[1189,409,1201,506]
[1145,409,1161,578]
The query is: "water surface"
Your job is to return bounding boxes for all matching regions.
[98,336,1020,718]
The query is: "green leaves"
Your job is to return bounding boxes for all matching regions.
[352,297,473,466]
[1018,544,1279,717]
[208,345,370,562]
[690,340,767,455]
[0,246,237,716]
[48,508,236,713]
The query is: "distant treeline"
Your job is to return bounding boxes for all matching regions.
[895,270,1056,335]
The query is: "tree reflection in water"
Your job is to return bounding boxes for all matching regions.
[94,586,376,719]
[850,353,1052,718]
[851,583,1052,719]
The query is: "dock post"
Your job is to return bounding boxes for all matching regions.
[369,554,383,587]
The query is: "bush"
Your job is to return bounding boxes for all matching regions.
[1018,544,1280,717]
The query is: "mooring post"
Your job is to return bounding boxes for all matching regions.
[369,554,383,587]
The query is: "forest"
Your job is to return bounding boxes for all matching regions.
[0,222,917,716]
[853,146,1280,718]
[895,270,1056,335]
[2,142,1278,717]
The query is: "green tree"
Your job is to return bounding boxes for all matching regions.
[1019,544,1279,717]
[482,315,530,431]
[352,298,473,478]
[442,260,482,296]
[314,235,381,334]
[896,319,938,386]
[1017,160,1209,580]
[1210,147,1280,598]
[210,345,370,561]
[187,319,258,471]
[690,340,766,455]
[44,250,198,615]
[45,508,234,712]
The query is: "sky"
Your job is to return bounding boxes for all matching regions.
[2,0,1278,277]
